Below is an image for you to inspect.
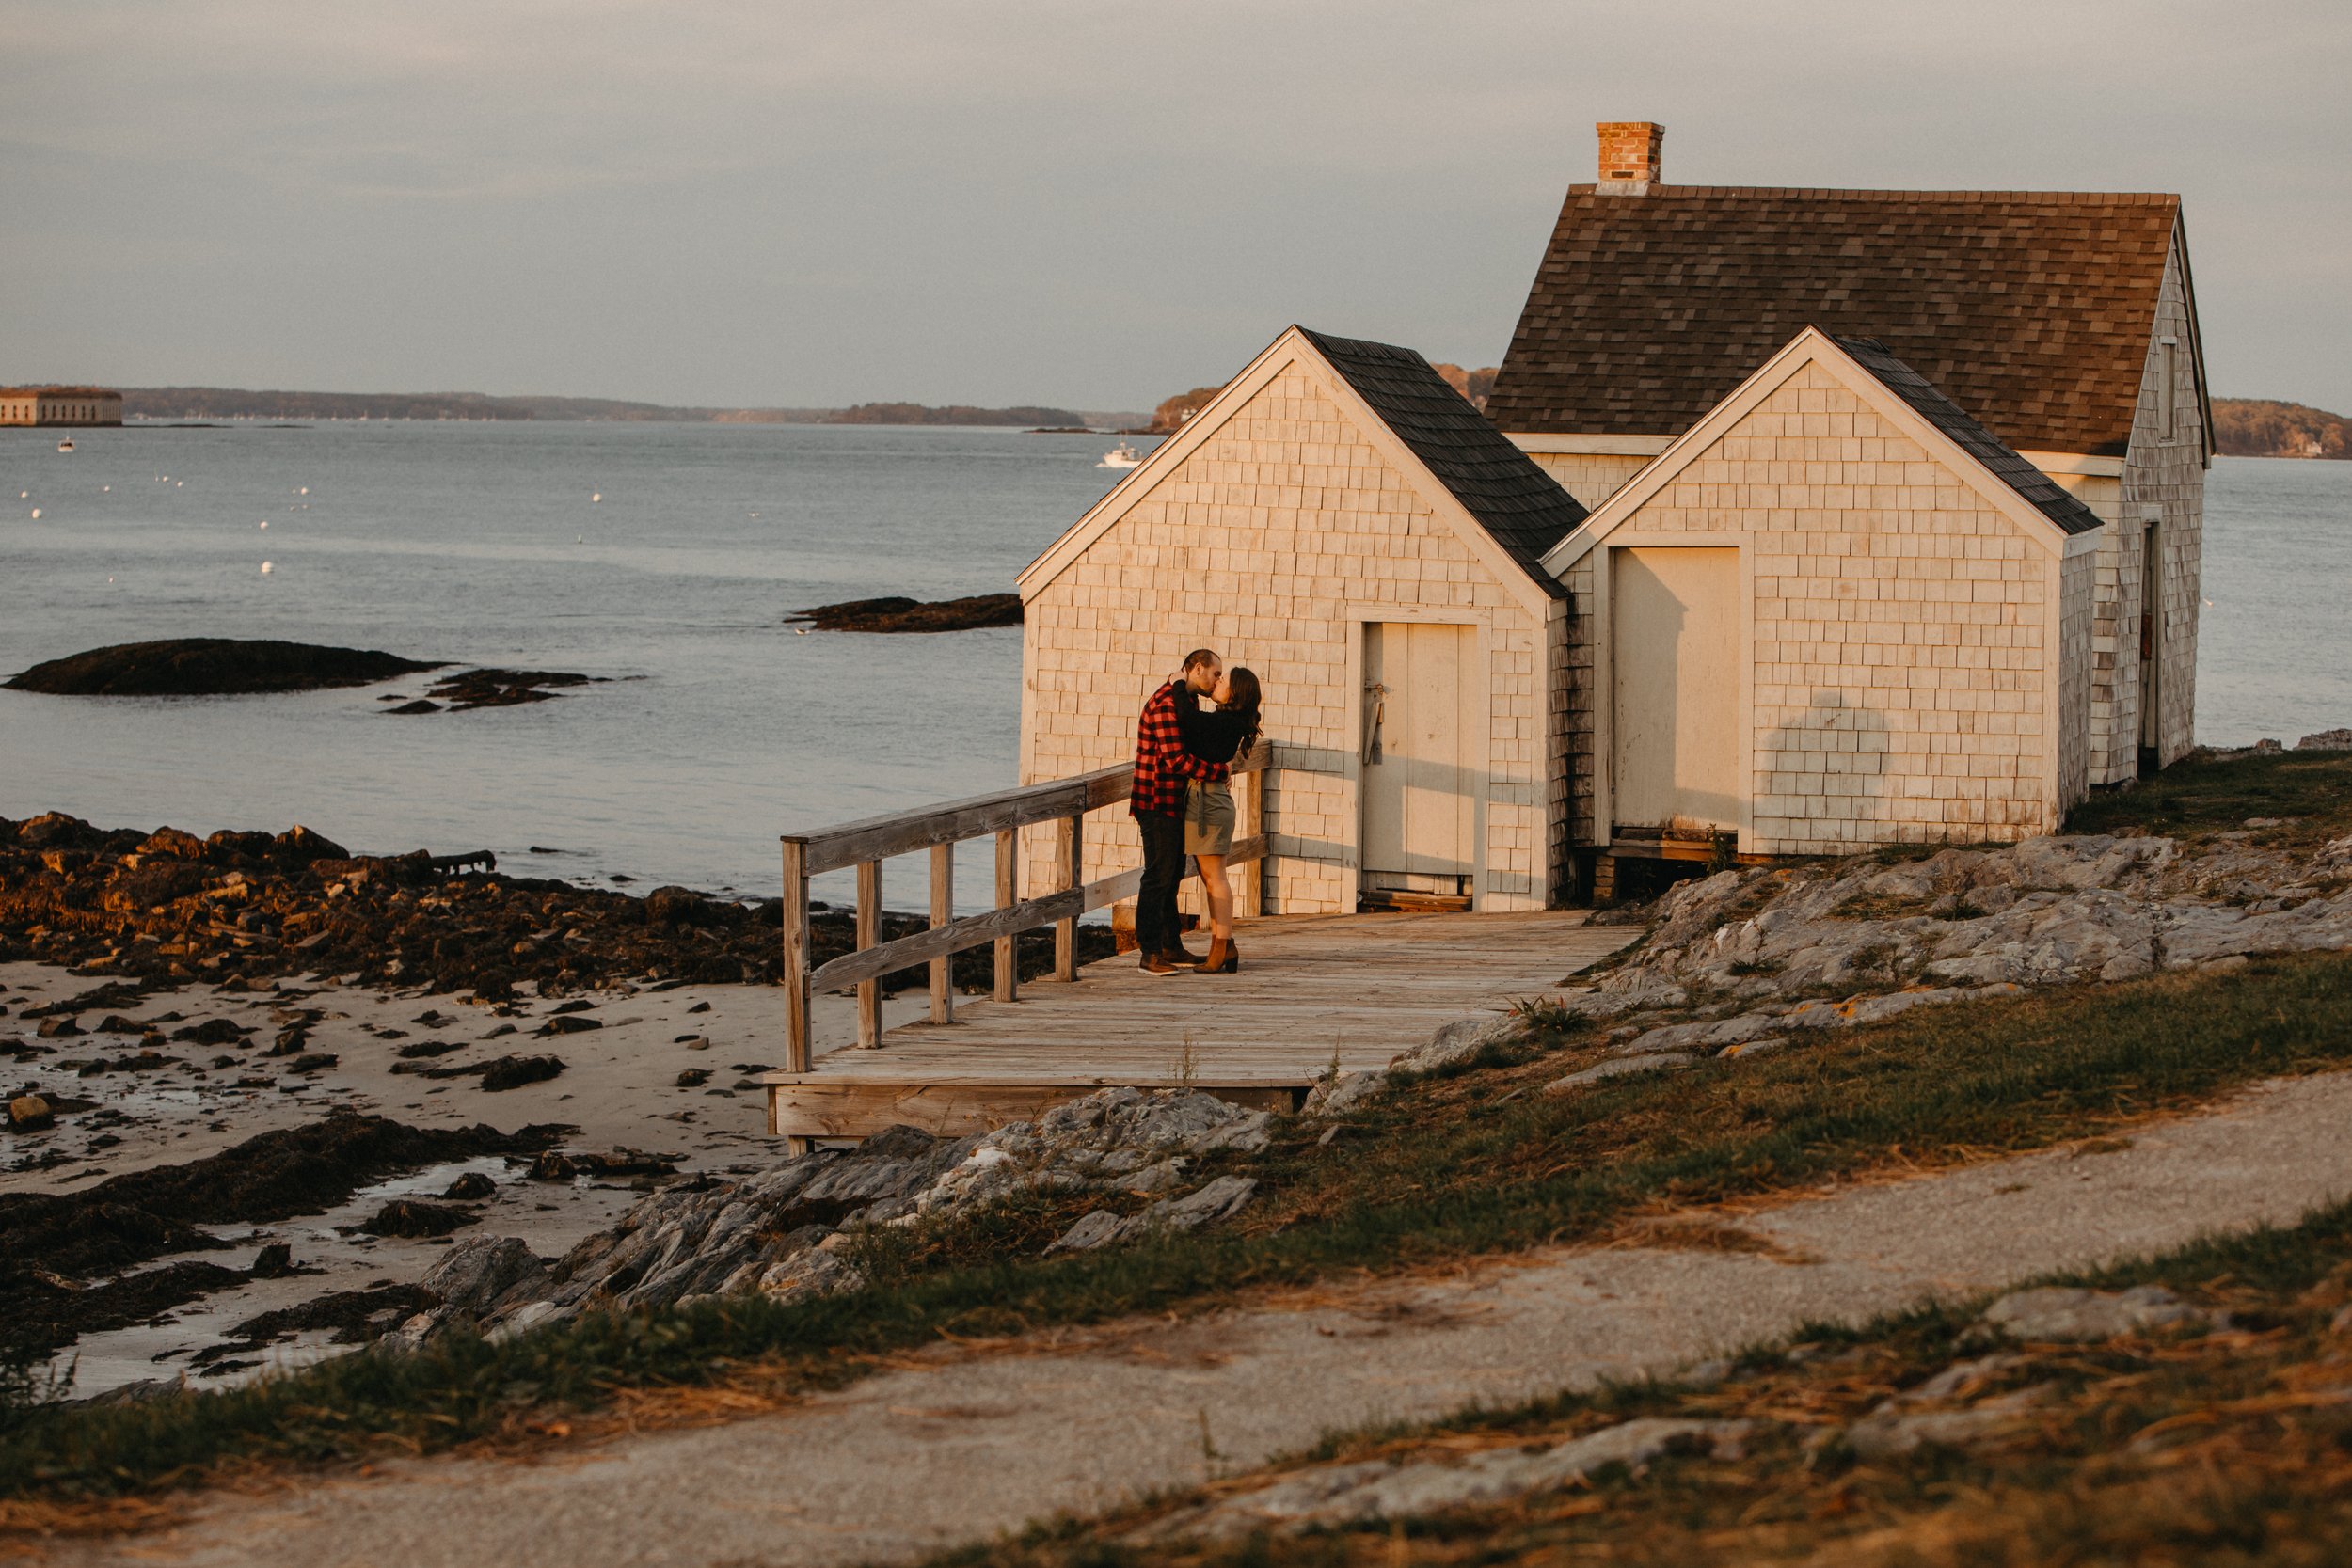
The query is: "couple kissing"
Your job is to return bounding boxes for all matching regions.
[1129,648,1263,975]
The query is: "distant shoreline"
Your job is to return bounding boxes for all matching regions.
[103,387,1150,430]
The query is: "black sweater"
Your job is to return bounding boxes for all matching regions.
[1175,688,1252,766]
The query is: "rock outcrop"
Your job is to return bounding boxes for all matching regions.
[1534,828,2352,1083]
[392,1087,1272,1343]
[786,595,1023,634]
[6,639,440,696]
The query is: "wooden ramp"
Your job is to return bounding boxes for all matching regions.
[760,910,1635,1142]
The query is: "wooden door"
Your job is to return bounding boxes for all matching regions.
[1360,622,1476,902]
[1612,546,1741,835]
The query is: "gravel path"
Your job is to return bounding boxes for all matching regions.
[39,1070,2352,1568]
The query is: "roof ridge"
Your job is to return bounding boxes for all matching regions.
[1560,183,2181,203]
[1825,331,2104,537]
[1295,325,1586,592]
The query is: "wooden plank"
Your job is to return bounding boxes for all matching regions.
[786,766,1125,876]
[993,827,1018,1005]
[780,839,813,1074]
[768,1081,1299,1141]
[804,866,1146,993]
[1053,812,1082,982]
[785,748,1265,877]
[928,842,954,1026]
[854,859,882,1048]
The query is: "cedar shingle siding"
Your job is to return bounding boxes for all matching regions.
[1487,187,2189,459]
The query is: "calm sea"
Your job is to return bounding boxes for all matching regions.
[2,429,2345,899]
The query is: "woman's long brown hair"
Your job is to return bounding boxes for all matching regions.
[1223,667,1263,764]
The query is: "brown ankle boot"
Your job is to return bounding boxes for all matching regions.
[1196,936,1238,974]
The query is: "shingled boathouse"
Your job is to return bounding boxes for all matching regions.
[1019,326,1589,916]
[1014,121,2208,912]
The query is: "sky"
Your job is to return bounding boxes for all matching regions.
[5,1,2349,413]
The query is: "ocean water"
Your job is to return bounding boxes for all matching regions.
[2,432,2346,899]
[0,421,1150,904]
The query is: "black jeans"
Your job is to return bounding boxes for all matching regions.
[1133,809,1187,957]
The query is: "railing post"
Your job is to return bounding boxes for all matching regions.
[1238,756,1264,919]
[781,840,812,1071]
[1053,812,1082,981]
[781,838,814,1155]
[929,842,954,1025]
[993,827,1018,1003]
[854,859,882,1048]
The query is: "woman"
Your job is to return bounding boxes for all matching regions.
[1176,665,1262,974]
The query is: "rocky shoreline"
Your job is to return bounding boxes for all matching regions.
[0,812,1112,998]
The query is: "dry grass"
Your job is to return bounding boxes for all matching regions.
[926,1204,2352,1568]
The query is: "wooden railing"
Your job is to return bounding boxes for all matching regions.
[778,743,1270,1071]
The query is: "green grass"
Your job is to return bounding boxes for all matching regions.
[10,945,2352,1509]
[2065,747,2352,850]
[918,1198,2352,1568]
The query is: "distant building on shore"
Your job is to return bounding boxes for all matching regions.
[0,387,124,426]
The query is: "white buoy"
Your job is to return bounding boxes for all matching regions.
[300,487,308,495]
[103,484,109,492]
[591,492,601,503]
[175,481,182,487]
[260,561,274,575]
[29,509,40,519]
[260,520,269,530]
[577,534,584,544]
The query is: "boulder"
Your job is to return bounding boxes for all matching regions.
[1302,1069,1388,1117]
[1541,1053,1697,1095]
[644,887,711,928]
[359,1199,479,1239]
[136,827,207,860]
[479,1055,565,1091]
[1391,1013,1525,1075]
[8,1094,54,1131]
[1846,1386,2050,1462]
[1979,1285,2217,1342]
[1052,1175,1260,1253]
[1136,1418,1752,1540]
[422,1237,548,1316]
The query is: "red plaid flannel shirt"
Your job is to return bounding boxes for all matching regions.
[1130,680,1226,817]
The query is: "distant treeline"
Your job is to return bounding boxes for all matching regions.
[115,387,1145,428]
[2212,398,2351,460]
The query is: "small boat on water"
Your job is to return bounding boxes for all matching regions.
[1098,441,1140,470]
[56,438,73,452]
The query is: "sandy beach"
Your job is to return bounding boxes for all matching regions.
[3,955,928,1397]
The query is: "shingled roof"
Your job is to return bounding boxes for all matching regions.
[1832,335,2104,537]
[1487,186,2189,459]
[1300,327,1586,591]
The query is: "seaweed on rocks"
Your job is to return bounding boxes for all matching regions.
[0,1111,566,1354]
[0,811,1119,998]
[417,669,599,711]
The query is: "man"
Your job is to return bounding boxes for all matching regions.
[1130,648,1221,974]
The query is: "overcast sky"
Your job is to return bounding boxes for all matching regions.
[5,1,2348,411]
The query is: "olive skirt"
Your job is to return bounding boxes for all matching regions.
[1183,780,1235,857]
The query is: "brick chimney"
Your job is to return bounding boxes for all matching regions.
[1596,121,1662,195]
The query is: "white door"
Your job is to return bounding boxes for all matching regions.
[1612,546,1741,836]
[1360,622,1476,901]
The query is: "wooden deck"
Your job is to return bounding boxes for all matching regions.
[760,910,1635,1142]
